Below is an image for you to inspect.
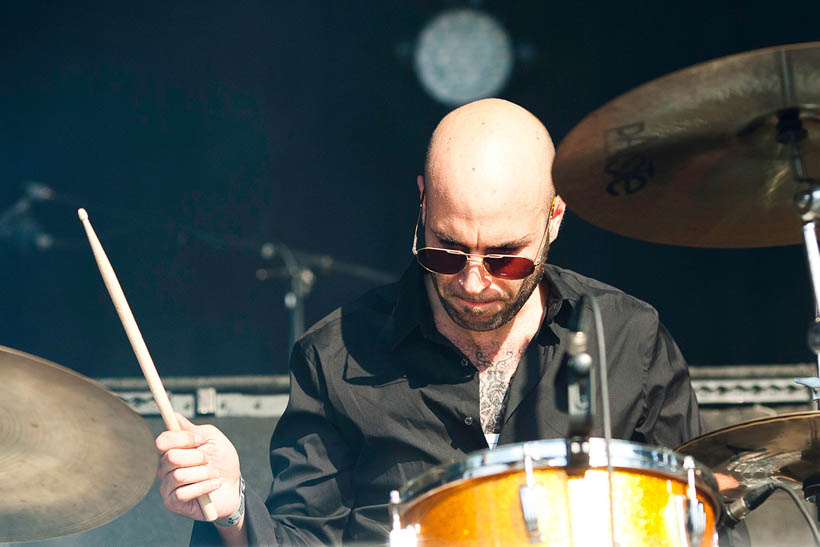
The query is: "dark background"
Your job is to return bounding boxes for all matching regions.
[1,1,818,379]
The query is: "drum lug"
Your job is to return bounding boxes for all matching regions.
[519,444,547,543]
[388,490,419,547]
[676,456,707,547]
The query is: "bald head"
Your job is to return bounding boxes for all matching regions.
[423,98,556,221]
[416,100,565,334]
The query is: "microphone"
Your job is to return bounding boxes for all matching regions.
[565,295,595,473]
[568,293,592,333]
[723,483,777,528]
[566,295,594,435]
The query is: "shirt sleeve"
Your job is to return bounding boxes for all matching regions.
[190,342,357,546]
[263,341,357,544]
[634,319,703,448]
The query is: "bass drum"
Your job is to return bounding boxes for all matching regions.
[392,438,720,546]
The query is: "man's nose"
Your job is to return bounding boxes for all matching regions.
[459,257,492,293]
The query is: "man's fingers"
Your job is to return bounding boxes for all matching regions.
[176,412,197,431]
[161,478,222,517]
[159,465,214,498]
[157,448,208,477]
[169,479,222,504]
[715,472,740,492]
[155,429,205,453]
[169,464,215,487]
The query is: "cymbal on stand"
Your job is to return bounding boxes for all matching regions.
[554,41,820,248]
[677,410,820,497]
[0,346,157,542]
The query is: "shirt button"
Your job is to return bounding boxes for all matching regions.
[460,358,469,367]
[464,416,473,425]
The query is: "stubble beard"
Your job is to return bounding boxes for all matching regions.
[431,257,548,332]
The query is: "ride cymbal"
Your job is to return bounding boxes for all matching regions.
[677,411,820,497]
[0,346,157,542]
[554,42,820,248]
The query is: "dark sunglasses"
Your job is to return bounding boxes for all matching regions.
[411,197,555,280]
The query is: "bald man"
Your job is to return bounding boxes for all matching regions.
[156,99,701,546]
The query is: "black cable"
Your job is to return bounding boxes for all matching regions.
[772,484,820,547]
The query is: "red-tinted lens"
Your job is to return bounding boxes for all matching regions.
[416,249,468,274]
[483,256,535,279]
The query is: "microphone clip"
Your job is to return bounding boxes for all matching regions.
[566,330,594,474]
[567,330,594,436]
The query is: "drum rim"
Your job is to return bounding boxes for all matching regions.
[398,437,721,511]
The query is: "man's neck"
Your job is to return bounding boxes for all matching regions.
[425,277,548,365]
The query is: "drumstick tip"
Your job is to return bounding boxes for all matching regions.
[77,208,88,221]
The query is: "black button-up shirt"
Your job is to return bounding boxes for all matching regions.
[193,262,701,546]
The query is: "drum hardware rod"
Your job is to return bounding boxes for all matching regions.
[388,490,402,532]
[680,456,706,547]
[519,444,547,544]
[793,223,820,407]
[388,490,418,547]
[77,208,219,522]
[780,105,820,407]
[776,102,820,404]
[778,48,798,112]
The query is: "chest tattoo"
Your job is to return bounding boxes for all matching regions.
[476,350,520,435]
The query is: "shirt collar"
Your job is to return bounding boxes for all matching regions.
[378,261,579,351]
[378,261,430,351]
[537,264,576,344]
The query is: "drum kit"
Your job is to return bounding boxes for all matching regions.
[3,41,820,545]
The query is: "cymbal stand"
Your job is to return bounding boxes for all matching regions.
[782,109,820,409]
[778,107,820,529]
[775,50,820,409]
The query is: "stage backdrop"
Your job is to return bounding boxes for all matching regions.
[1,1,819,378]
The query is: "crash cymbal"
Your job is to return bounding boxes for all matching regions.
[0,346,157,542]
[677,411,820,497]
[553,42,820,248]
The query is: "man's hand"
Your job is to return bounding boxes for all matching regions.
[715,472,741,494]
[155,413,243,523]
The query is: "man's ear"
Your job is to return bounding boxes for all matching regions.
[549,195,566,244]
[416,175,426,218]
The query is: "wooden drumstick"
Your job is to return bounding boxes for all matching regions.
[77,208,219,522]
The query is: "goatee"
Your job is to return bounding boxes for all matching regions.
[431,259,548,332]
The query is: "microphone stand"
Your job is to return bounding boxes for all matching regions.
[566,330,594,473]
[255,244,396,358]
[5,184,398,362]
[561,294,617,546]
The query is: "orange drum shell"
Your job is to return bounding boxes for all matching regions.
[401,467,716,547]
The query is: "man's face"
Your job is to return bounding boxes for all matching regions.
[429,257,547,332]
[423,205,550,332]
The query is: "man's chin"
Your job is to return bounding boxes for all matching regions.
[449,315,505,332]
[442,299,507,332]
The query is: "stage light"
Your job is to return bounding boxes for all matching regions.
[413,7,514,107]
